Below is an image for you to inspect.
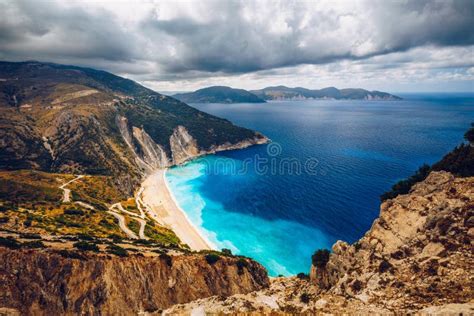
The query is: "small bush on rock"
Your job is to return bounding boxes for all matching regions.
[73,241,99,252]
[205,253,220,265]
[312,249,330,268]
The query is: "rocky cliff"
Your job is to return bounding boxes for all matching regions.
[0,248,269,315]
[163,171,474,314]
[312,171,473,310]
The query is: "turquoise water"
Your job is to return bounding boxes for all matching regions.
[166,94,474,276]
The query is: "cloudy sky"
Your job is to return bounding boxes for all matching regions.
[0,0,473,92]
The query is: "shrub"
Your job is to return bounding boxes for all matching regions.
[464,123,474,143]
[300,293,310,304]
[312,249,330,268]
[21,233,42,239]
[108,234,123,243]
[381,164,431,201]
[205,253,220,265]
[160,253,173,267]
[57,250,85,260]
[64,209,85,216]
[23,241,46,249]
[297,272,309,280]
[0,237,21,249]
[379,259,393,274]
[351,279,363,293]
[73,241,99,252]
[132,239,154,246]
[221,248,232,256]
[236,258,248,275]
[106,244,128,257]
[77,233,94,241]
[354,241,362,252]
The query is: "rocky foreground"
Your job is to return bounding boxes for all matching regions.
[164,171,474,314]
[0,250,268,315]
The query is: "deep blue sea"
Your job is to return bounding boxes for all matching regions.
[166,93,474,276]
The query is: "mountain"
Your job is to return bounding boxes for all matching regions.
[251,86,401,100]
[173,86,266,103]
[0,61,268,194]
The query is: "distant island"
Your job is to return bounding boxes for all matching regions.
[173,86,266,103]
[251,86,401,101]
[173,85,401,103]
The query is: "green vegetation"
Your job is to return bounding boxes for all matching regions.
[127,218,140,236]
[23,240,46,249]
[20,233,41,239]
[300,293,311,304]
[236,258,248,275]
[0,170,64,203]
[173,86,266,104]
[73,241,99,252]
[464,123,474,143]
[380,164,431,201]
[312,249,330,268]
[143,221,181,246]
[221,248,232,256]
[64,209,85,216]
[57,249,86,260]
[251,85,401,101]
[160,253,173,267]
[381,123,474,201]
[106,244,128,257]
[0,236,21,249]
[297,272,309,280]
[205,253,221,265]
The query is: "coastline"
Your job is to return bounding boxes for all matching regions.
[141,169,213,251]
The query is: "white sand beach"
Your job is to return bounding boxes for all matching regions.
[141,169,212,251]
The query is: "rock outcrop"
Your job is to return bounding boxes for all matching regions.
[313,171,473,310]
[170,126,200,165]
[0,249,269,315]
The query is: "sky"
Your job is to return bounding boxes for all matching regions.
[0,0,473,93]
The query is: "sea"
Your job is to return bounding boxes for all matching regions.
[165,93,474,276]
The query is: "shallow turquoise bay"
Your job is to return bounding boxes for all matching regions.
[165,95,474,276]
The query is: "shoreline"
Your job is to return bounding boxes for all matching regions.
[141,169,213,251]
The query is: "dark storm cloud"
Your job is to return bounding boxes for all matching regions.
[142,0,474,75]
[0,0,472,79]
[0,0,136,63]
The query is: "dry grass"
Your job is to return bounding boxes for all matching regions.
[0,170,181,246]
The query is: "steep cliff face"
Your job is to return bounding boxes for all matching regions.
[116,118,268,170]
[116,115,171,173]
[170,126,200,165]
[311,171,473,310]
[0,249,269,315]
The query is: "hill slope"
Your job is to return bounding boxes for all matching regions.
[173,86,266,103]
[0,62,268,194]
[251,86,401,101]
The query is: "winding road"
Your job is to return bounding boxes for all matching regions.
[106,211,139,239]
[58,174,149,240]
[59,175,84,203]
